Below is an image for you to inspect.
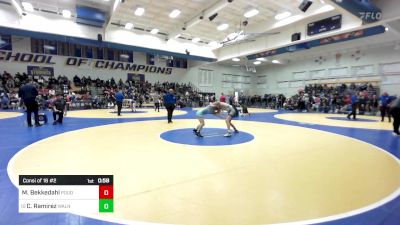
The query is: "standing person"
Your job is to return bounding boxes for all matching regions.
[115,88,124,116]
[18,81,40,127]
[52,94,67,125]
[219,93,226,103]
[217,101,239,137]
[163,89,176,123]
[217,102,239,137]
[347,93,358,120]
[139,95,144,108]
[371,95,379,116]
[193,102,219,137]
[390,96,400,136]
[379,92,392,122]
[153,92,160,112]
[331,94,338,113]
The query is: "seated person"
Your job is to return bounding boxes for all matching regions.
[73,75,81,86]
[1,93,10,109]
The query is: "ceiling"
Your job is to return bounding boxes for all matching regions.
[8,0,399,65]
[13,0,112,17]
[110,0,326,43]
[10,0,333,45]
[216,28,400,69]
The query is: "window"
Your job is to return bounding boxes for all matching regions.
[114,49,122,61]
[69,44,82,57]
[44,40,57,55]
[85,46,93,58]
[120,50,133,62]
[95,47,103,59]
[57,41,70,56]
[198,69,213,87]
[166,59,173,67]
[107,48,114,60]
[31,38,44,53]
[182,58,187,68]
[0,35,12,50]
[174,58,181,68]
[147,53,155,65]
[166,57,187,69]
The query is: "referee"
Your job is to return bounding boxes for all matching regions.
[115,88,124,116]
[163,89,176,123]
[18,80,40,127]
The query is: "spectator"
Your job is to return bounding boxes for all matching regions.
[220,93,226,103]
[153,92,160,112]
[1,93,9,109]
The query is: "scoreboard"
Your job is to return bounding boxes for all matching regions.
[307,15,342,36]
[19,175,113,213]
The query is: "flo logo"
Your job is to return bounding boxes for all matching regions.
[359,12,382,20]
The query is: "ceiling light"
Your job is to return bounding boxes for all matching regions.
[314,5,335,14]
[175,34,181,38]
[274,15,304,27]
[236,33,247,41]
[254,61,261,65]
[208,41,217,46]
[217,23,229,31]
[21,2,34,12]
[244,9,259,18]
[256,57,267,61]
[125,22,133,30]
[272,60,280,64]
[62,9,71,18]
[135,7,145,16]
[232,58,240,62]
[150,28,159,34]
[192,37,200,43]
[226,32,238,40]
[169,9,181,18]
[275,11,292,20]
[208,41,222,48]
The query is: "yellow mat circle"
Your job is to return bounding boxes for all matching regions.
[275,113,393,130]
[8,120,400,225]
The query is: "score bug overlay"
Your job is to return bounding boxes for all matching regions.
[19,175,113,213]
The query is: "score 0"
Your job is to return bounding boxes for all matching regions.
[99,185,113,213]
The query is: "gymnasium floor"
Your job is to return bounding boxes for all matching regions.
[1,108,399,225]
